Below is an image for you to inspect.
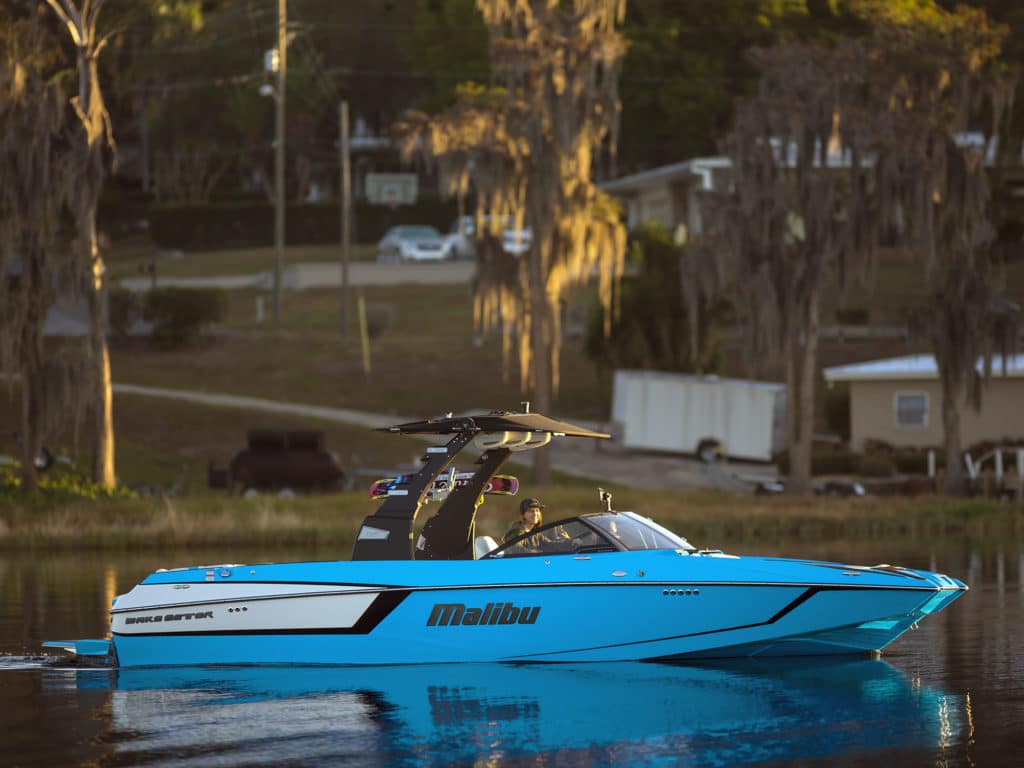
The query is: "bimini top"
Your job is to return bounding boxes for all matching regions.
[382,411,611,439]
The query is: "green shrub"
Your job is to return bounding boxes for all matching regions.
[858,454,896,477]
[863,438,895,454]
[148,197,461,250]
[775,449,859,475]
[891,449,941,475]
[835,306,871,324]
[775,449,896,477]
[966,437,1024,455]
[813,450,862,475]
[144,287,226,347]
[0,465,138,506]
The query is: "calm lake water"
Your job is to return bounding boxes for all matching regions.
[1,534,1021,767]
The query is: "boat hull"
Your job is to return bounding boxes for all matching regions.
[108,551,967,667]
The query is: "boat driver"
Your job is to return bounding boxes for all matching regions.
[503,497,544,543]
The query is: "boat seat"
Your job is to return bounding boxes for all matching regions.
[474,535,498,559]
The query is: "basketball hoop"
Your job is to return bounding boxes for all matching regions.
[366,173,418,207]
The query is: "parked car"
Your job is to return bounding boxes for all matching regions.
[376,226,448,263]
[444,215,532,260]
[208,429,345,496]
[444,216,476,260]
[753,479,866,497]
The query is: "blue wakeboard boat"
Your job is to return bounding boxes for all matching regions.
[45,409,966,667]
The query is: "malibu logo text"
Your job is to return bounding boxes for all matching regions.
[427,602,540,627]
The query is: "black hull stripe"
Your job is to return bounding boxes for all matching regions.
[130,578,942,595]
[349,589,408,633]
[503,585,892,660]
[768,586,820,623]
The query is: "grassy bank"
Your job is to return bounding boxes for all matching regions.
[1,488,1019,552]
[107,283,613,422]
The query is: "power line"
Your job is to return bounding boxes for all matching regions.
[131,69,267,93]
[130,25,274,56]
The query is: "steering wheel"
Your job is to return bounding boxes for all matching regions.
[570,535,594,552]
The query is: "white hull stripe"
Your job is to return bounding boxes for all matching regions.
[112,590,409,637]
[112,582,373,613]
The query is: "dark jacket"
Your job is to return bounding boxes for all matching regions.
[503,523,534,544]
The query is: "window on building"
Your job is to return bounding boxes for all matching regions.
[895,392,928,427]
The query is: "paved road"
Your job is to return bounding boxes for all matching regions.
[119,261,475,292]
[113,382,769,492]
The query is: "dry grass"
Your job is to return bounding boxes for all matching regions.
[0,494,366,550]
[108,283,612,422]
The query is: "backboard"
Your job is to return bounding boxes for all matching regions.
[365,173,418,206]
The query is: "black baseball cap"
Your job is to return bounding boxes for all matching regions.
[520,497,545,514]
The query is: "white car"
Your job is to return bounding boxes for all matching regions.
[444,216,532,260]
[376,226,448,263]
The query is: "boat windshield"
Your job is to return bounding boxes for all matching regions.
[487,511,694,558]
[587,512,695,552]
[488,519,616,558]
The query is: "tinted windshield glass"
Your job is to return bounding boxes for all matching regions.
[587,512,693,551]
[489,520,616,558]
[399,227,441,240]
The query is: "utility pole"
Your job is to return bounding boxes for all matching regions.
[339,100,352,337]
[273,0,287,323]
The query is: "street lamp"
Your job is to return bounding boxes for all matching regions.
[259,0,287,324]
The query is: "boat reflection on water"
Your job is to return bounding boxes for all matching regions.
[47,659,963,766]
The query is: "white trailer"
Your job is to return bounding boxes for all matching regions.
[611,370,787,462]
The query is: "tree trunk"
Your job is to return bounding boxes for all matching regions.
[18,334,42,494]
[940,377,966,495]
[530,244,552,485]
[786,292,819,495]
[16,253,47,494]
[66,19,116,489]
[87,215,116,488]
[139,95,149,194]
[532,360,552,484]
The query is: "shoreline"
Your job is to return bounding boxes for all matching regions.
[1,489,1020,551]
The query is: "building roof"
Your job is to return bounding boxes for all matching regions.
[600,131,1015,199]
[823,354,1024,382]
[600,157,730,194]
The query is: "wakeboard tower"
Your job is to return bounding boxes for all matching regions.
[351,408,609,561]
